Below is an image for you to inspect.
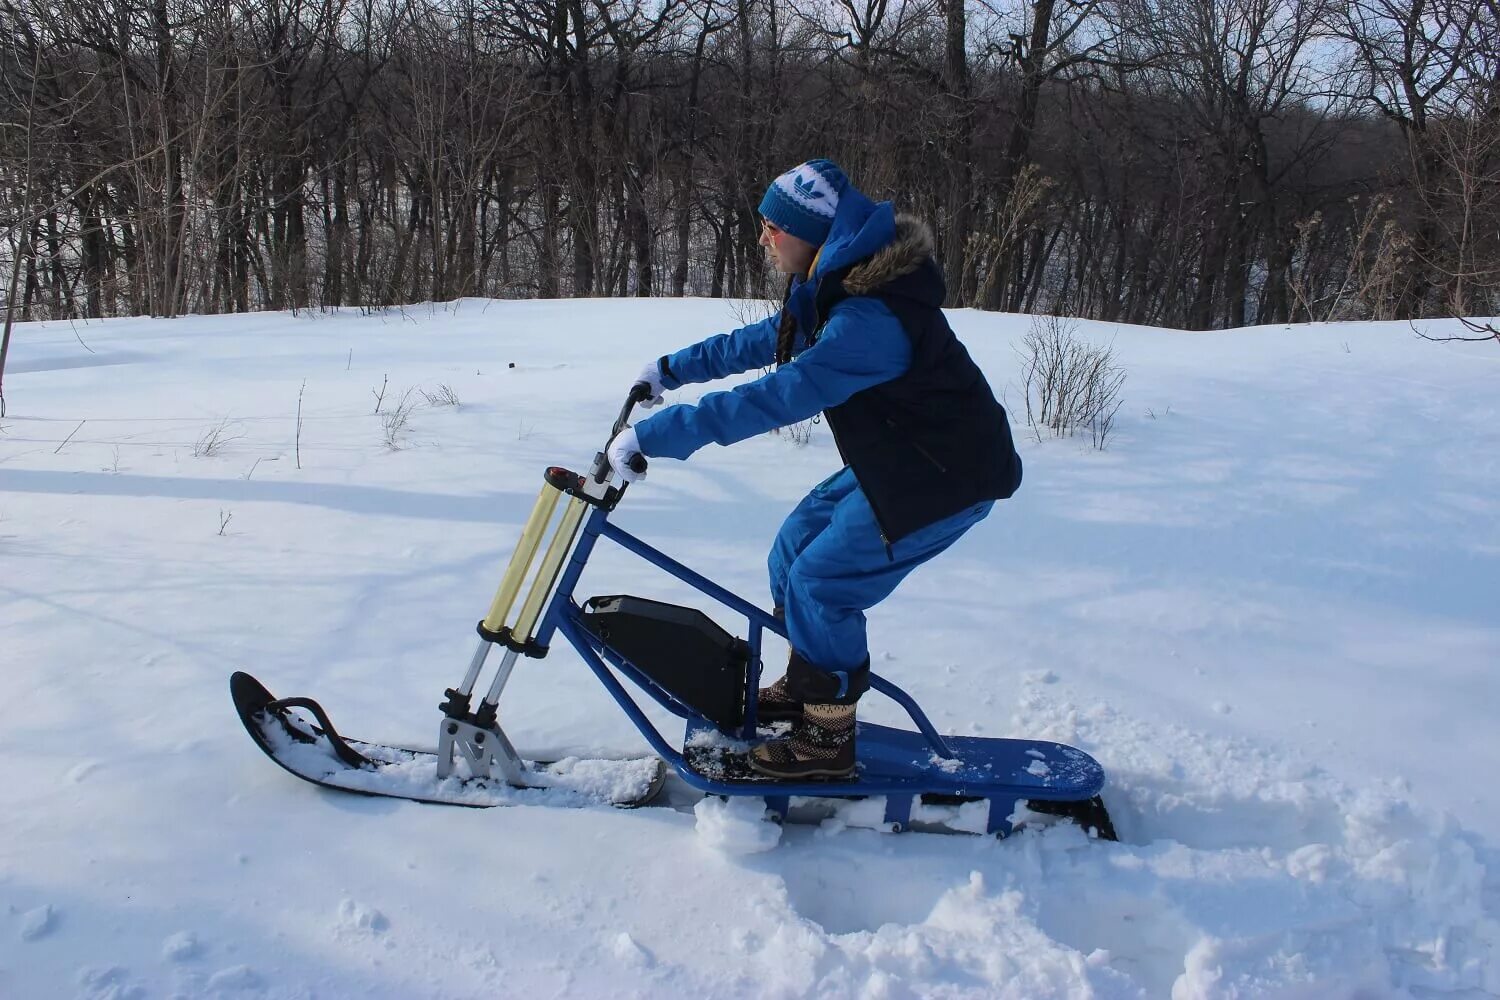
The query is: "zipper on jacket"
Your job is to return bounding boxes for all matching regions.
[832,423,897,562]
[885,415,948,474]
[910,437,948,474]
[855,461,898,562]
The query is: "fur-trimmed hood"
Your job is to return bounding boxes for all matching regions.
[842,214,935,296]
[786,192,941,347]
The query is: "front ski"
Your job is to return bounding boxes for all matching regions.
[231,671,666,809]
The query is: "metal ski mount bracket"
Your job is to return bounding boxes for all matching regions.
[434,629,538,786]
[436,712,529,786]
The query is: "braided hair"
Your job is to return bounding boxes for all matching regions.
[774,276,798,366]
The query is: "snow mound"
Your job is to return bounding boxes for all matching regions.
[695,795,784,854]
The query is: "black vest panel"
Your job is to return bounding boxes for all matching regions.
[813,257,1022,543]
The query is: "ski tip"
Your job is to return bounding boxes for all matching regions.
[229,671,275,715]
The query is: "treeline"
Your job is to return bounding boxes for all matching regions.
[0,0,1495,330]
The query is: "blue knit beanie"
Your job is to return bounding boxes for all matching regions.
[758,159,849,247]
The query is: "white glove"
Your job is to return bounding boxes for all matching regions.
[607,426,647,483]
[634,360,666,409]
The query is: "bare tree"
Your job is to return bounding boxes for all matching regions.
[0,0,1490,331]
[1332,0,1485,316]
[0,41,41,416]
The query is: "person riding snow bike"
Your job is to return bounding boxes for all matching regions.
[607,159,1021,781]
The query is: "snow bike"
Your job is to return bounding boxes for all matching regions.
[231,387,1116,838]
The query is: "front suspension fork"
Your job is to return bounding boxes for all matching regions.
[435,470,607,783]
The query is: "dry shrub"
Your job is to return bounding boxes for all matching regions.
[1017,314,1126,450]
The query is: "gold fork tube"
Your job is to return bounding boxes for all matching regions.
[513,496,589,642]
[482,486,563,632]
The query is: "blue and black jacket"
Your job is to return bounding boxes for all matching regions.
[635,193,1020,543]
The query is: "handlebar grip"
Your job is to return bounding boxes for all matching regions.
[611,388,644,441]
[627,454,648,475]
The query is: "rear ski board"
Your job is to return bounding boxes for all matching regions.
[681,717,1103,799]
[231,671,666,810]
[682,718,1116,839]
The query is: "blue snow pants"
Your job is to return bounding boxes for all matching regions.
[767,466,993,680]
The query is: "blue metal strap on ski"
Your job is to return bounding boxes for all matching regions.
[884,793,913,830]
[867,676,955,759]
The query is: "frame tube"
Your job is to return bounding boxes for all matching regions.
[559,616,683,763]
[531,504,610,650]
[601,521,782,634]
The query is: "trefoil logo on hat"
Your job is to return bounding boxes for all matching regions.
[794,174,824,200]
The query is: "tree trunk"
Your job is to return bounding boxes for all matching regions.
[983,0,1059,310]
[81,192,105,319]
[941,0,974,306]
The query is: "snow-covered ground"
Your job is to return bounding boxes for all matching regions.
[1,298,1497,999]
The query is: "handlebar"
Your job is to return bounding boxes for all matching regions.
[591,384,652,484]
[613,382,652,438]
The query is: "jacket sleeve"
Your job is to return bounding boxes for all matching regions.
[658,314,779,389]
[635,299,911,461]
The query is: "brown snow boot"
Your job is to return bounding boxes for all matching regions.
[748,702,856,780]
[755,607,802,724]
[755,674,804,724]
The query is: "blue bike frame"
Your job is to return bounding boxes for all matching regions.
[526,500,961,798]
